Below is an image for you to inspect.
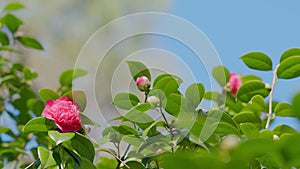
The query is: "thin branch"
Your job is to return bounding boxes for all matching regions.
[265,65,279,129]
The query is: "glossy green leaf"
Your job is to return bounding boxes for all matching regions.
[39,88,59,102]
[240,123,259,138]
[3,13,23,33]
[212,65,230,86]
[0,31,9,45]
[48,131,75,145]
[63,90,87,111]
[59,68,88,87]
[38,146,57,168]
[153,74,183,87]
[126,60,151,81]
[272,124,297,136]
[240,74,262,83]
[237,81,270,102]
[185,83,205,108]
[274,102,296,117]
[4,2,25,11]
[233,111,261,126]
[259,129,273,140]
[280,48,300,63]
[153,75,181,96]
[23,117,56,134]
[112,92,140,110]
[277,55,300,79]
[207,110,237,128]
[118,125,140,136]
[16,36,43,50]
[124,103,153,124]
[240,52,273,71]
[71,133,95,162]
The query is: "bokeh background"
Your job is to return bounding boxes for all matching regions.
[1,0,299,139]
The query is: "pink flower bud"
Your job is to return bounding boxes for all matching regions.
[227,73,242,95]
[43,96,81,132]
[136,76,150,92]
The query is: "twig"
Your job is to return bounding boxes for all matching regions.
[265,65,279,129]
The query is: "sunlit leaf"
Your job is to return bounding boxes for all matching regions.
[240,52,273,71]
[112,92,140,110]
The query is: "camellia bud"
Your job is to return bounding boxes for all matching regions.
[136,76,150,92]
[147,96,160,107]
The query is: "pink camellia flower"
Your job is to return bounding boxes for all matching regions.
[43,96,81,132]
[136,76,150,91]
[227,73,242,95]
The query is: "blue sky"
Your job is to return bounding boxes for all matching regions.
[166,0,300,129]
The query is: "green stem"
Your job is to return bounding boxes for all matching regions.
[265,65,279,129]
[159,106,174,153]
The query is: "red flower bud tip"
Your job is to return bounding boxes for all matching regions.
[227,73,242,95]
[43,96,81,132]
[136,76,150,91]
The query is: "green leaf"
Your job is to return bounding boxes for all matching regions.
[78,157,97,169]
[153,75,181,96]
[16,36,43,50]
[118,125,140,136]
[280,48,300,63]
[39,88,59,102]
[277,55,300,79]
[212,65,230,86]
[250,95,266,112]
[185,83,205,108]
[3,13,23,33]
[123,161,145,169]
[124,103,154,124]
[112,92,140,110]
[126,60,151,81]
[4,2,25,11]
[63,90,87,111]
[27,98,44,116]
[0,127,10,134]
[23,117,56,134]
[48,131,75,145]
[203,91,222,102]
[233,111,262,126]
[240,74,262,83]
[95,157,118,169]
[207,110,238,128]
[142,121,165,138]
[237,80,270,102]
[59,68,88,87]
[212,122,240,136]
[153,74,183,87]
[71,133,95,162]
[122,135,144,147]
[0,31,9,45]
[274,102,296,117]
[240,52,273,71]
[240,123,259,139]
[292,92,300,118]
[38,146,57,168]
[272,124,297,136]
[80,113,100,127]
[163,93,189,117]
